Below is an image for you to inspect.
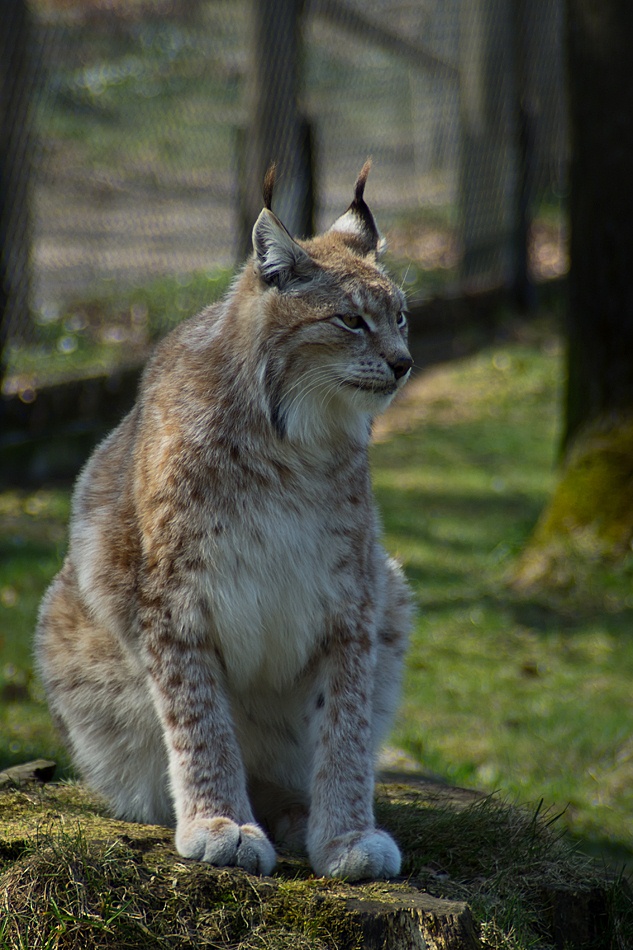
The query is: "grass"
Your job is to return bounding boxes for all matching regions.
[0,490,71,771]
[4,269,234,390]
[375,782,629,949]
[36,5,244,169]
[5,4,242,387]
[371,332,633,868]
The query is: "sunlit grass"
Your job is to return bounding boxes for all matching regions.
[373,335,633,866]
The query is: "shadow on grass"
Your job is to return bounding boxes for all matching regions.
[376,481,543,565]
[379,479,633,633]
[375,475,633,880]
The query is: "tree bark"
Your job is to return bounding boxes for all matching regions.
[515,0,633,585]
[564,0,633,449]
[0,0,33,376]
[237,0,314,258]
[458,0,520,295]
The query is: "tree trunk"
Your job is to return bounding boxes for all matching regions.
[0,0,34,377]
[564,0,633,449]
[458,0,518,294]
[237,0,314,259]
[514,0,633,586]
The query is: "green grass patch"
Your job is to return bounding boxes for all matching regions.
[5,269,234,387]
[5,7,240,387]
[371,335,633,870]
[376,782,629,949]
[35,10,243,171]
[0,490,71,771]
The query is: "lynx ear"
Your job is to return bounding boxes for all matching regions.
[252,208,317,291]
[328,160,384,256]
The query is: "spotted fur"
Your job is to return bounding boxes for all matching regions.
[35,165,413,880]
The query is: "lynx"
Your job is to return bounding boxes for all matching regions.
[35,163,413,881]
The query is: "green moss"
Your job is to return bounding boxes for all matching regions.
[376,781,621,949]
[514,415,633,588]
[0,784,367,949]
[541,418,633,550]
[0,780,629,949]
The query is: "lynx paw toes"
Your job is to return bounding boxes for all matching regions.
[310,829,401,881]
[176,817,276,875]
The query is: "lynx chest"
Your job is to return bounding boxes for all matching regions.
[201,471,374,690]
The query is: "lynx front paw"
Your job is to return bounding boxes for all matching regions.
[309,829,401,881]
[176,817,276,875]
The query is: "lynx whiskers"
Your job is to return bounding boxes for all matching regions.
[35,161,413,881]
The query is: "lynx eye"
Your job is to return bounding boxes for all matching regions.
[335,313,368,332]
[397,311,408,329]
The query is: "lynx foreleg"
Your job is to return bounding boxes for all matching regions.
[143,614,276,875]
[307,617,401,881]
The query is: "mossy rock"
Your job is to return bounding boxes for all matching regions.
[514,414,633,589]
[0,763,629,949]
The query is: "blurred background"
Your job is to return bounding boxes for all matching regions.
[1,0,568,480]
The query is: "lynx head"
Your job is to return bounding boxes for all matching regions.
[248,162,412,445]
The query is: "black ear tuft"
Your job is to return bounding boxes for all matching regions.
[353,159,372,204]
[262,164,276,211]
[328,159,383,256]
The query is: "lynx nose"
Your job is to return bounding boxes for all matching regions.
[389,355,413,381]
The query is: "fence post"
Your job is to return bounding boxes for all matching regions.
[458,0,519,294]
[0,0,33,380]
[237,0,314,259]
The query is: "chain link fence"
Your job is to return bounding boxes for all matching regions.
[1,0,567,395]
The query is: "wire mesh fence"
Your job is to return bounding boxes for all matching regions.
[1,0,568,395]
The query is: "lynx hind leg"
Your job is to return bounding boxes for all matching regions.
[372,556,413,754]
[248,778,309,853]
[35,563,172,826]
